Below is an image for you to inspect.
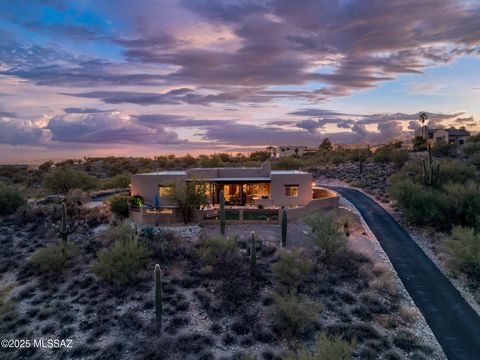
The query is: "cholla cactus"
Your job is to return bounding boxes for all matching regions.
[53,201,77,257]
[155,264,162,336]
[250,231,256,286]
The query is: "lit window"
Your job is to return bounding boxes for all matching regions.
[159,185,174,197]
[285,185,299,197]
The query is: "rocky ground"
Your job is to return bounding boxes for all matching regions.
[309,162,396,203]
[0,201,445,360]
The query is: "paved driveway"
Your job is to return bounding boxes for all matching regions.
[326,186,480,360]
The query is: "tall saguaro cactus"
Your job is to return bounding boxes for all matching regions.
[155,264,162,336]
[250,231,256,286]
[220,189,226,236]
[422,144,440,188]
[281,209,287,247]
[53,201,77,257]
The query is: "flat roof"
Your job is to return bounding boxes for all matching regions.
[135,169,310,177]
[186,177,271,182]
[135,171,186,176]
[271,170,310,174]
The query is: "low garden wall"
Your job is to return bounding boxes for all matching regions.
[286,193,340,221]
[129,206,183,225]
[130,188,339,225]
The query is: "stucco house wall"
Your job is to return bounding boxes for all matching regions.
[130,172,185,205]
[270,171,313,207]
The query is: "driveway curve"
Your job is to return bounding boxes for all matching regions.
[326,186,480,360]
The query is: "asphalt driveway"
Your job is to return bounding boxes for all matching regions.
[326,186,480,360]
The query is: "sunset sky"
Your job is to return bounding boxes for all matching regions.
[0,0,479,163]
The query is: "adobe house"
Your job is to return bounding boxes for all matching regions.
[129,161,338,224]
[416,125,470,145]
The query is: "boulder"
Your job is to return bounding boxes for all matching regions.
[35,195,65,206]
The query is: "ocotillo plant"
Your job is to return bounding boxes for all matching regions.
[155,264,162,336]
[250,231,256,286]
[53,201,77,258]
[220,189,226,236]
[281,209,287,247]
[422,144,440,188]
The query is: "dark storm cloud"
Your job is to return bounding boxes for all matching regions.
[202,119,411,146]
[0,118,44,145]
[289,109,350,117]
[63,88,310,106]
[64,108,115,114]
[0,110,17,118]
[134,114,235,128]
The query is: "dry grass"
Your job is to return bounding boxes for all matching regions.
[369,264,398,297]
[399,305,420,324]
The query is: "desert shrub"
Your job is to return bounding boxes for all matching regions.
[443,226,480,279]
[392,329,420,351]
[30,243,77,273]
[272,292,320,337]
[273,157,304,170]
[399,305,420,324]
[432,141,456,157]
[109,195,129,217]
[43,167,99,194]
[101,175,130,190]
[304,212,347,260]
[0,183,26,216]
[92,240,151,285]
[103,221,136,247]
[373,143,409,168]
[464,142,480,155]
[198,236,237,266]
[0,286,15,318]
[470,153,480,170]
[389,161,480,229]
[283,332,356,360]
[369,268,398,297]
[272,249,314,289]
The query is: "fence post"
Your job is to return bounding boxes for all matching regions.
[239,209,244,221]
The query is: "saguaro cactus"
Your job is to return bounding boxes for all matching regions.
[250,231,256,286]
[220,189,226,236]
[281,209,287,247]
[422,144,440,188]
[53,201,77,257]
[155,264,162,336]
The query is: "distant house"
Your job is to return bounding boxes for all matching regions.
[415,126,470,145]
[271,145,316,158]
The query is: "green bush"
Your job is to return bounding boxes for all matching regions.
[0,183,26,216]
[272,292,320,337]
[304,212,347,260]
[432,141,457,157]
[43,167,99,194]
[389,161,480,229]
[283,332,356,360]
[272,250,314,289]
[109,195,129,217]
[443,226,480,280]
[470,153,480,170]
[92,240,151,285]
[31,243,77,273]
[198,236,237,266]
[104,221,136,246]
[101,175,130,190]
[373,146,409,168]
